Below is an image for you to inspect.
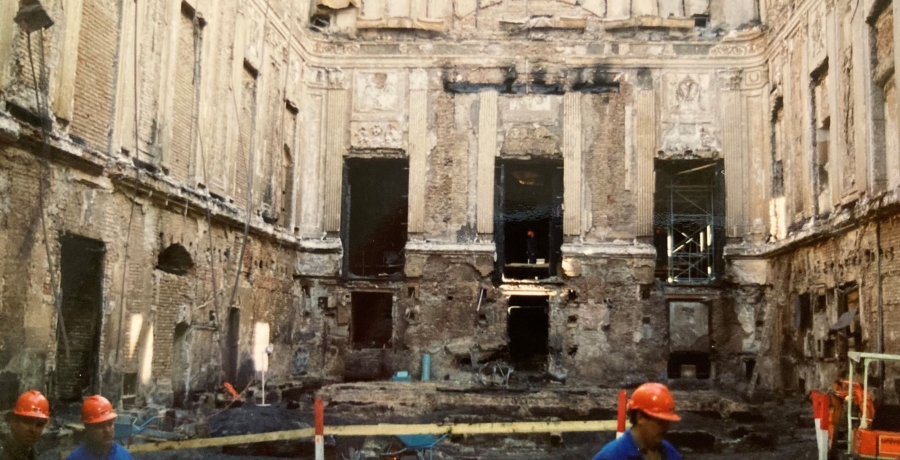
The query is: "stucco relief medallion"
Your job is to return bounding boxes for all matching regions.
[661,73,720,154]
[351,122,404,149]
[354,72,405,115]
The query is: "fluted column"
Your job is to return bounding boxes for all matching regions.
[324,89,348,232]
[477,91,498,234]
[563,93,583,236]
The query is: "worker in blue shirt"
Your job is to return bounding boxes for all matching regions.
[66,396,133,460]
[592,383,683,460]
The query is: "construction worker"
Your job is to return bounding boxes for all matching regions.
[592,383,683,460]
[1,390,51,460]
[66,395,133,460]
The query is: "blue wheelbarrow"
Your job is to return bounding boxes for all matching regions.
[114,414,160,446]
[381,434,448,460]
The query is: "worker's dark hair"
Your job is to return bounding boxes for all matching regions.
[628,409,641,425]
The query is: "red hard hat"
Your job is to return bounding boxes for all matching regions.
[627,383,681,422]
[81,395,117,424]
[527,230,535,237]
[13,390,50,419]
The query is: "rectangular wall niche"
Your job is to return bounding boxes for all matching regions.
[351,292,393,349]
[507,296,549,371]
[494,160,563,281]
[57,234,105,401]
[653,159,725,283]
[342,158,409,278]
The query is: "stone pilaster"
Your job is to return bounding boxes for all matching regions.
[563,92,583,236]
[324,89,348,233]
[635,90,656,237]
[477,90,498,235]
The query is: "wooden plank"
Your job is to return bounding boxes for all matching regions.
[128,419,619,453]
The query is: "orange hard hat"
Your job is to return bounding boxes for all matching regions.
[627,383,681,422]
[13,390,50,419]
[81,395,117,425]
[527,230,535,237]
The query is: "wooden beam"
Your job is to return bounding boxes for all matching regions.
[128,419,619,453]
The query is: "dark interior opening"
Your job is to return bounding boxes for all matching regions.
[796,293,812,331]
[653,159,725,284]
[494,160,563,281]
[156,243,194,275]
[225,307,240,384]
[667,351,711,379]
[351,292,393,349]
[508,296,549,371]
[342,158,408,278]
[56,234,105,401]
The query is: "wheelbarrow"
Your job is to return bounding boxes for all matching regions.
[114,414,160,446]
[381,433,448,460]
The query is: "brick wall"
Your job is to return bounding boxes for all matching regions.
[69,0,118,149]
[169,8,198,182]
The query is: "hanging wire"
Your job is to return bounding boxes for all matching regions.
[114,0,144,366]
[26,30,71,363]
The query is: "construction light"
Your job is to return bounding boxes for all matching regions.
[15,1,54,34]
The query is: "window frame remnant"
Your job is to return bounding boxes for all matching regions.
[653,159,725,284]
[341,157,409,279]
[493,159,564,282]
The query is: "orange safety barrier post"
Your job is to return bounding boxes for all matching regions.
[315,398,324,460]
[616,390,627,439]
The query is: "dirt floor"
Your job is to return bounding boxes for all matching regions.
[29,382,824,460]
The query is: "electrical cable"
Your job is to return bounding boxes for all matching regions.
[26,30,72,365]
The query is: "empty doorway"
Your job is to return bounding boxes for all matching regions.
[507,296,549,371]
[342,158,408,278]
[56,235,105,401]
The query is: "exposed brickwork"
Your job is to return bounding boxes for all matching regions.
[69,0,118,149]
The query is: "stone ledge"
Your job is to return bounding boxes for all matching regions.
[561,242,656,258]
[603,16,695,31]
[405,241,496,255]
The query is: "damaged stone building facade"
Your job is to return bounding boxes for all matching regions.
[0,0,898,408]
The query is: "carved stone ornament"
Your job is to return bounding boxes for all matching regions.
[350,122,405,149]
[717,69,743,91]
[661,123,721,154]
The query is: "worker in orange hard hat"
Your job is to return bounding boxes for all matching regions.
[1,390,51,460]
[65,396,133,460]
[592,383,683,460]
[525,229,537,264]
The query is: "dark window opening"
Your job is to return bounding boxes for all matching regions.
[771,97,785,197]
[815,294,827,312]
[156,244,194,275]
[280,145,294,229]
[693,14,710,28]
[811,69,831,212]
[796,293,812,331]
[57,235,105,401]
[351,292,393,349]
[342,158,408,278]
[667,352,711,379]
[507,296,549,371]
[798,377,806,393]
[745,359,756,381]
[494,160,563,282]
[837,286,862,354]
[653,160,725,284]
